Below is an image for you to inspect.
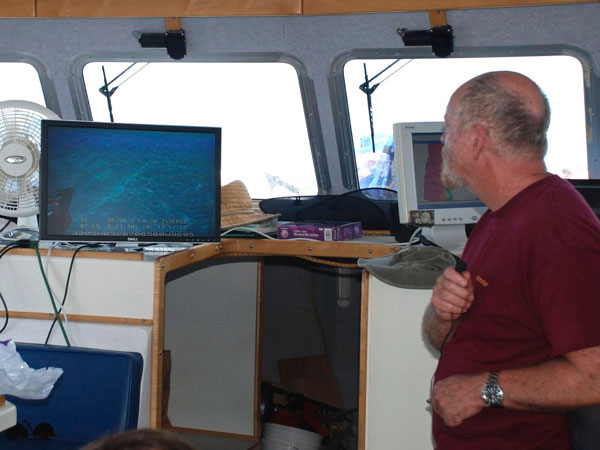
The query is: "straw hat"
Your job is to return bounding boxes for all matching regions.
[221,180,279,230]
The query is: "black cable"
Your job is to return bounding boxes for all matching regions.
[0,242,30,334]
[34,243,70,346]
[0,290,9,334]
[0,242,23,257]
[44,244,97,344]
[439,313,457,354]
[0,218,12,233]
[429,314,457,403]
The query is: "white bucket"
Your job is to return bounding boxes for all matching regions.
[261,423,323,450]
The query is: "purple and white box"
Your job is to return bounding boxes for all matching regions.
[277,222,363,241]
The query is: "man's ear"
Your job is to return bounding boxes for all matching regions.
[470,124,488,160]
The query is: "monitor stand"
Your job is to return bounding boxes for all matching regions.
[421,224,467,255]
[141,243,193,252]
[37,241,193,253]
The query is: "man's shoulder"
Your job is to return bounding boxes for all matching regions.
[525,175,597,223]
[529,176,600,252]
[545,176,598,223]
[483,175,600,254]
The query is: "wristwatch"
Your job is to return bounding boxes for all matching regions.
[481,371,504,408]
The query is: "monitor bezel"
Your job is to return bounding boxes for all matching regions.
[393,121,487,226]
[39,119,222,245]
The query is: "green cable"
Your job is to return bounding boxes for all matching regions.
[33,242,71,347]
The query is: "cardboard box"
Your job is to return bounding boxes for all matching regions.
[278,355,342,408]
[277,221,363,241]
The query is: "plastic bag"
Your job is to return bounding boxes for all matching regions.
[0,340,63,400]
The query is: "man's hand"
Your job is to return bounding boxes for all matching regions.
[431,373,487,427]
[432,267,475,322]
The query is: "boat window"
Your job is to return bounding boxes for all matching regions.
[0,62,46,105]
[339,54,588,190]
[81,60,318,198]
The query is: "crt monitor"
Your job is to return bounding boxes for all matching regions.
[40,120,221,245]
[393,122,487,252]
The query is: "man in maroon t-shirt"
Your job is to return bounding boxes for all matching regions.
[422,71,600,449]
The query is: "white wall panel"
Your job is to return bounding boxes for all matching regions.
[0,254,155,319]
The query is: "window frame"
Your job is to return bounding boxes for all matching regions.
[68,51,330,195]
[0,51,61,116]
[329,44,598,190]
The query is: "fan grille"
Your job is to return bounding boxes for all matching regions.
[0,103,55,217]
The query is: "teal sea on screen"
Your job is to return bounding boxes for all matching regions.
[45,126,219,239]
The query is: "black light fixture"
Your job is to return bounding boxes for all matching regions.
[397,25,454,58]
[134,29,187,60]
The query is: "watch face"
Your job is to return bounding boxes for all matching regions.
[482,373,503,408]
[483,385,502,406]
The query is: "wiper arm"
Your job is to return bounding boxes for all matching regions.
[98,62,137,97]
[358,59,412,152]
[98,62,149,122]
[359,63,379,153]
[101,65,115,122]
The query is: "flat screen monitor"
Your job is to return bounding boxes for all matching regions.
[40,120,221,245]
[393,122,487,252]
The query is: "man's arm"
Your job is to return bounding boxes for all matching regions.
[432,345,600,427]
[502,345,600,410]
[423,267,474,350]
[423,303,458,351]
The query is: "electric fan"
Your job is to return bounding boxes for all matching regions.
[0,100,60,232]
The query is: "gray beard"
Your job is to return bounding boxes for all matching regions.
[441,145,466,190]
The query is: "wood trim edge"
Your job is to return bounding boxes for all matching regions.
[0,311,152,325]
[150,258,167,428]
[358,269,370,450]
[167,426,260,441]
[26,0,599,18]
[0,0,36,17]
[254,259,264,439]
[301,0,597,15]
[34,0,302,18]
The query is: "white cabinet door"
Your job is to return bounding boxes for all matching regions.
[364,274,439,450]
[164,259,259,437]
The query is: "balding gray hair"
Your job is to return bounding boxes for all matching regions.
[455,72,550,159]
